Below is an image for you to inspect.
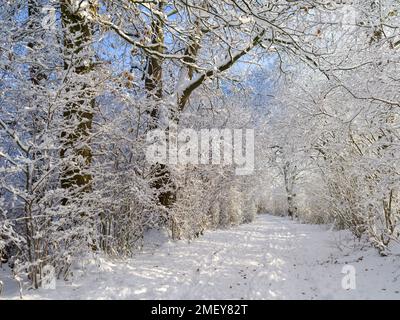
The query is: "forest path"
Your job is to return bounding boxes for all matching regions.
[2,214,399,299]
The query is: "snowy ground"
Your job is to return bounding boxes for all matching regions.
[1,214,400,299]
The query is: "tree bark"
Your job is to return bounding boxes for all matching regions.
[60,0,95,198]
[143,2,177,208]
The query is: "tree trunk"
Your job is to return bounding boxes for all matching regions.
[60,0,97,251]
[60,0,95,198]
[143,2,177,208]
[24,0,49,289]
[283,162,297,219]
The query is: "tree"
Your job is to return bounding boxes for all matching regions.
[60,0,97,200]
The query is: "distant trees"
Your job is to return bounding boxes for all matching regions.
[261,0,400,254]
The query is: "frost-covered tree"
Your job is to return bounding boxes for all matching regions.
[260,0,400,253]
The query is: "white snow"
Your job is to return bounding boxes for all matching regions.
[1,214,400,300]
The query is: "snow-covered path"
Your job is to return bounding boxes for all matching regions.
[2,214,400,299]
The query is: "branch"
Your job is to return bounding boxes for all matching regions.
[0,119,29,154]
[96,16,191,62]
[176,29,266,113]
